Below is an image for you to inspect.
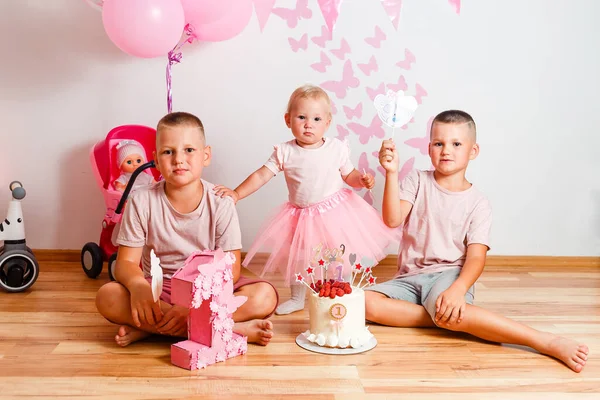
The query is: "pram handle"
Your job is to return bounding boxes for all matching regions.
[115,161,156,215]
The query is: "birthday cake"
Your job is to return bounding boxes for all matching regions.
[296,244,378,350]
[303,279,374,349]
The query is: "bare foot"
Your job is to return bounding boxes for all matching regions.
[234,319,274,346]
[544,335,589,372]
[115,325,151,347]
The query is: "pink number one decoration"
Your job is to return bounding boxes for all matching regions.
[171,248,248,370]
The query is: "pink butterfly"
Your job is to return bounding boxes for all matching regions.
[396,49,416,70]
[310,51,331,73]
[347,115,384,145]
[358,151,376,178]
[358,55,378,76]
[321,60,359,99]
[415,83,428,104]
[365,83,385,101]
[272,0,312,28]
[365,26,386,48]
[330,39,351,60]
[288,34,307,52]
[336,125,349,140]
[448,0,461,14]
[377,157,415,183]
[404,117,433,155]
[311,25,332,48]
[387,75,408,92]
[343,103,363,120]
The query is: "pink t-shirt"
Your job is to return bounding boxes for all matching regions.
[395,170,492,277]
[264,138,355,207]
[116,179,242,278]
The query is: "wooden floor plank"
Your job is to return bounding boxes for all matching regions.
[0,260,597,397]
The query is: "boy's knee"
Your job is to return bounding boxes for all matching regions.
[95,282,126,318]
[365,291,385,322]
[246,282,278,317]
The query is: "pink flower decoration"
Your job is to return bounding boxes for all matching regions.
[223,269,233,282]
[211,281,223,296]
[227,349,238,358]
[213,318,225,332]
[201,276,212,291]
[201,288,211,300]
[216,350,227,363]
[222,317,234,332]
[239,341,248,354]
[222,328,233,343]
[225,340,235,353]
[210,301,220,313]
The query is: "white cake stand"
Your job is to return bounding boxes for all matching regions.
[295,334,377,355]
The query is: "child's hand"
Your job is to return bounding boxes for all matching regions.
[213,185,239,203]
[129,279,163,328]
[360,172,375,189]
[435,284,467,325]
[155,304,189,336]
[379,139,399,173]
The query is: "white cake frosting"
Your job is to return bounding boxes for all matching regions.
[303,286,374,349]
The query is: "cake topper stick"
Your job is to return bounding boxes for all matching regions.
[373,89,418,140]
[350,262,363,287]
[356,265,372,288]
[305,265,316,286]
[295,273,317,294]
[360,274,377,289]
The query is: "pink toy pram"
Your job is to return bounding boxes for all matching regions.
[81,125,161,280]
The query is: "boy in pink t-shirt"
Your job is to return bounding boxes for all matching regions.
[366,110,589,373]
[95,112,278,348]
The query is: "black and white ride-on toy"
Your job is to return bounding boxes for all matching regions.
[0,181,39,292]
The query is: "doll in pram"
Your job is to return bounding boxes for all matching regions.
[81,125,161,280]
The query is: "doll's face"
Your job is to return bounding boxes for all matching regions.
[120,154,144,173]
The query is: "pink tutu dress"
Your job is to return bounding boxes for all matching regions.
[243,138,399,286]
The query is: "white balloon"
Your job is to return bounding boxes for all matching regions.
[150,250,163,303]
[374,90,418,128]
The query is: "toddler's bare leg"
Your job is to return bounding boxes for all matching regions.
[436,304,589,373]
[365,291,436,327]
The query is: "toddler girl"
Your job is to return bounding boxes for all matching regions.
[214,85,398,314]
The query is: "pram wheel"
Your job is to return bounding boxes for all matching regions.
[0,250,40,293]
[81,242,103,279]
[108,253,117,281]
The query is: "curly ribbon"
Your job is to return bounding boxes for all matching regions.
[166,24,196,113]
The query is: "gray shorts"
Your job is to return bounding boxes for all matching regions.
[364,268,474,320]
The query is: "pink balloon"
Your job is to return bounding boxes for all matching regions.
[180,0,254,42]
[102,0,185,58]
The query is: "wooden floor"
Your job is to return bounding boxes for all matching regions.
[0,258,599,399]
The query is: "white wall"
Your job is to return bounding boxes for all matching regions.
[0,0,598,256]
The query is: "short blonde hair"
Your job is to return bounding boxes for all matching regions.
[286,84,332,118]
[157,112,206,142]
[430,110,477,141]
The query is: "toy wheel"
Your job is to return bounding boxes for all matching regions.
[0,250,40,293]
[108,253,117,281]
[81,242,103,278]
